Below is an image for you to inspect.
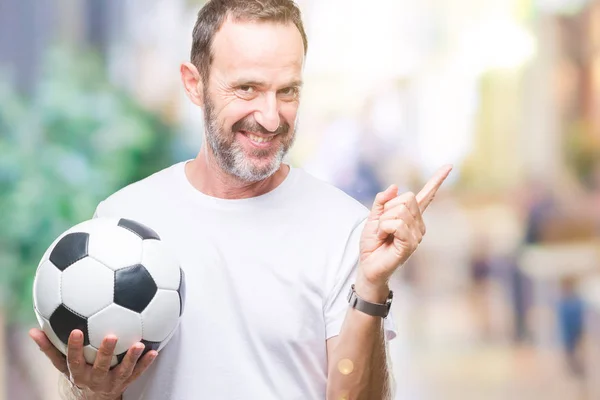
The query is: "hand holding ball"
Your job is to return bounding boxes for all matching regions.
[32,217,185,367]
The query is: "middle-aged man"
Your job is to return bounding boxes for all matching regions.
[30,1,452,399]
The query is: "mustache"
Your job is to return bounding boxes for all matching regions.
[232,117,290,136]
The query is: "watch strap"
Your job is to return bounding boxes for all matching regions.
[347,284,393,318]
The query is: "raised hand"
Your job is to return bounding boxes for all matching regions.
[356,165,453,299]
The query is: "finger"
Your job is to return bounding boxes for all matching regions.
[112,342,145,386]
[379,220,423,250]
[66,330,87,384]
[89,335,118,390]
[383,192,419,217]
[123,350,158,387]
[381,196,426,235]
[416,165,453,213]
[369,185,398,220]
[29,328,69,375]
[412,226,423,244]
[380,200,417,224]
[377,219,411,241]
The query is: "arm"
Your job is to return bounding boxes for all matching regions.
[326,280,392,400]
[34,202,145,400]
[326,166,452,400]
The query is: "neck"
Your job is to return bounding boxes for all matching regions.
[185,146,289,199]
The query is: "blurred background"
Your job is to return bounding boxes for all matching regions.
[1,0,600,399]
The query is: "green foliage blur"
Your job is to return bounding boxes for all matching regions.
[0,46,177,323]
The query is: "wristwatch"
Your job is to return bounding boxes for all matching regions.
[347,284,393,318]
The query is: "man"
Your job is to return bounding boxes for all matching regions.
[29,1,451,399]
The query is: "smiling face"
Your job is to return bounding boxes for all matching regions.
[201,17,305,182]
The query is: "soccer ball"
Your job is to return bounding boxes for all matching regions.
[33,217,185,367]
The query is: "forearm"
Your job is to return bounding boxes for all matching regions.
[326,282,392,400]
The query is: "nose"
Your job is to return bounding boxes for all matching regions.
[253,92,280,133]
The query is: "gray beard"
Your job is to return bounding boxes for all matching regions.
[203,95,295,183]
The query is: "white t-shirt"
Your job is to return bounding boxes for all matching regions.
[94,161,396,400]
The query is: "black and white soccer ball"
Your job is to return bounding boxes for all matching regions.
[33,217,185,366]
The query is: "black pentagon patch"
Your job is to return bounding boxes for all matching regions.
[49,232,89,271]
[118,218,160,241]
[140,339,161,358]
[49,304,89,346]
[114,264,157,313]
[115,339,160,365]
[115,351,127,366]
[178,268,186,317]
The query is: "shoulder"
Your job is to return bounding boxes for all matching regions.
[95,162,184,218]
[292,168,370,227]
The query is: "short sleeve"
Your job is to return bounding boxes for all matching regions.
[323,218,397,341]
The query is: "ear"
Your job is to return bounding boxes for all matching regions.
[180,62,205,107]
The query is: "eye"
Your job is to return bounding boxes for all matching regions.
[279,87,299,98]
[238,85,255,93]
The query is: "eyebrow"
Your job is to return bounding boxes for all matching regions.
[285,80,304,88]
[230,78,304,89]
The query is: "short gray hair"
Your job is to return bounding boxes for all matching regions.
[190,0,308,84]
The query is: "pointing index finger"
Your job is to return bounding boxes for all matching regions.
[416,165,453,212]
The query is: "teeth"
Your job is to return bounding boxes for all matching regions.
[246,133,274,143]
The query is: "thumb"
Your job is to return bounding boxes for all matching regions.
[29,328,69,375]
[369,185,398,220]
